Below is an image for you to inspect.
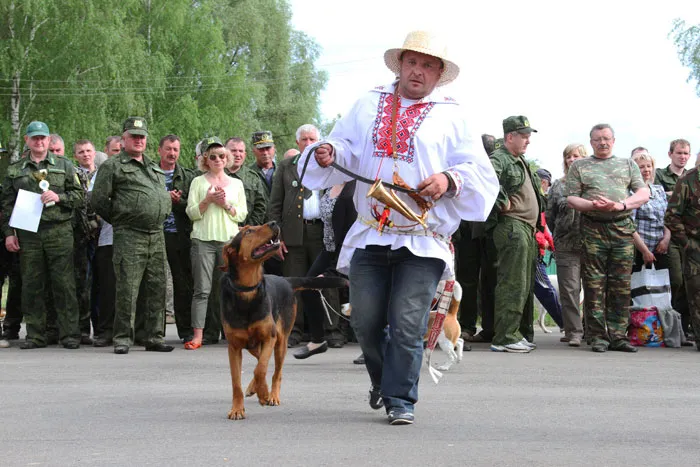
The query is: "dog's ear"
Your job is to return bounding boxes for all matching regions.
[220,230,244,271]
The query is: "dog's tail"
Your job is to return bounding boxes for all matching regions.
[286,276,349,291]
[448,281,462,317]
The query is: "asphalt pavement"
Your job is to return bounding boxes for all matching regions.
[1,326,699,467]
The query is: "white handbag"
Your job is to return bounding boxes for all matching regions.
[630,264,672,310]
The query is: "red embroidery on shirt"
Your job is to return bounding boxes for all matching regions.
[372,93,434,164]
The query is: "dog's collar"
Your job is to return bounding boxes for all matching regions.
[229,281,263,293]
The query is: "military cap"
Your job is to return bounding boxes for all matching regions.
[252,130,274,149]
[122,116,148,136]
[26,121,50,137]
[200,136,224,153]
[503,116,537,135]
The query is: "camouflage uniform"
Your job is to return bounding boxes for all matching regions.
[664,168,700,348]
[228,164,268,226]
[655,165,690,334]
[74,167,99,339]
[566,156,645,347]
[91,151,171,348]
[486,145,543,345]
[1,154,83,346]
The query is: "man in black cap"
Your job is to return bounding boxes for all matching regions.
[92,117,174,354]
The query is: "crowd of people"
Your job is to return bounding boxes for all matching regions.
[2,29,700,426]
[0,118,354,356]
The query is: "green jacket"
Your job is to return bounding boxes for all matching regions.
[91,152,171,233]
[249,161,275,195]
[484,147,543,232]
[1,153,83,237]
[654,165,685,196]
[665,168,700,275]
[228,164,268,226]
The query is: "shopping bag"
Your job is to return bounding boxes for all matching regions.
[628,306,665,347]
[630,264,672,310]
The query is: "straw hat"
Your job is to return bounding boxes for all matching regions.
[383,31,460,86]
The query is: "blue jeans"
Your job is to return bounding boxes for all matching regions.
[534,259,564,328]
[350,246,444,413]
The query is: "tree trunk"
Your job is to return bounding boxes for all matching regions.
[10,71,22,162]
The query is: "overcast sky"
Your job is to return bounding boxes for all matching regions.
[291,0,700,178]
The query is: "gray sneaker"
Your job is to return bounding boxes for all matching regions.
[519,338,537,350]
[0,338,10,348]
[490,342,531,353]
[568,336,582,347]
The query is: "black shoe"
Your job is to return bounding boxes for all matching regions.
[369,386,384,410]
[387,409,414,425]
[293,342,328,359]
[114,345,129,354]
[63,341,80,350]
[80,335,93,345]
[610,342,638,353]
[46,336,59,345]
[93,337,112,347]
[353,353,365,365]
[2,331,20,340]
[591,343,608,353]
[19,341,46,349]
[287,336,301,348]
[145,342,174,352]
[202,337,219,345]
[327,339,345,349]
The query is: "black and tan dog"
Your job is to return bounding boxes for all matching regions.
[220,221,347,420]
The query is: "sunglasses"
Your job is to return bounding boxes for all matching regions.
[208,153,226,161]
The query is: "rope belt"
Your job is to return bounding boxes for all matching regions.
[357,215,450,244]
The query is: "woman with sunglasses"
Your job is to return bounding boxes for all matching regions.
[185,137,247,349]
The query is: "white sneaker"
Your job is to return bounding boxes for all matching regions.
[491,342,531,353]
[520,338,536,350]
[0,339,10,348]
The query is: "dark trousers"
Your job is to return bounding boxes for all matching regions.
[0,245,22,337]
[282,222,326,340]
[94,245,116,340]
[165,232,194,341]
[454,223,481,335]
[299,249,343,344]
[478,234,498,339]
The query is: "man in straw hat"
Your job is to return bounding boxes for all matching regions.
[297,31,498,425]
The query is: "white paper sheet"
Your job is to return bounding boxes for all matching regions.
[9,189,43,233]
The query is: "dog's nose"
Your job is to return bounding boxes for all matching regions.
[268,221,277,229]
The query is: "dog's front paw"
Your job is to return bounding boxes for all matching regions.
[266,394,281,406]
[436,363,451,371]
[227,407,246,420]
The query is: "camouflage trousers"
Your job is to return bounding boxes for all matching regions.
[668,242,690,333]
[683,246,700,343]
[112,229,166,347]
[492,216,536,346]
[581,217,635,346]
[17,221,80,346]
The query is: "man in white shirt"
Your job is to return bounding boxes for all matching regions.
[298,31,498,425]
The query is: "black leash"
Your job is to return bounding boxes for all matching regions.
[299,145,420,195]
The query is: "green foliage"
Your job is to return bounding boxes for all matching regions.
[0,0,327,167]
[671,19,700,96]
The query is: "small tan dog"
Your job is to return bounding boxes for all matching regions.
[425,281,464,371]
